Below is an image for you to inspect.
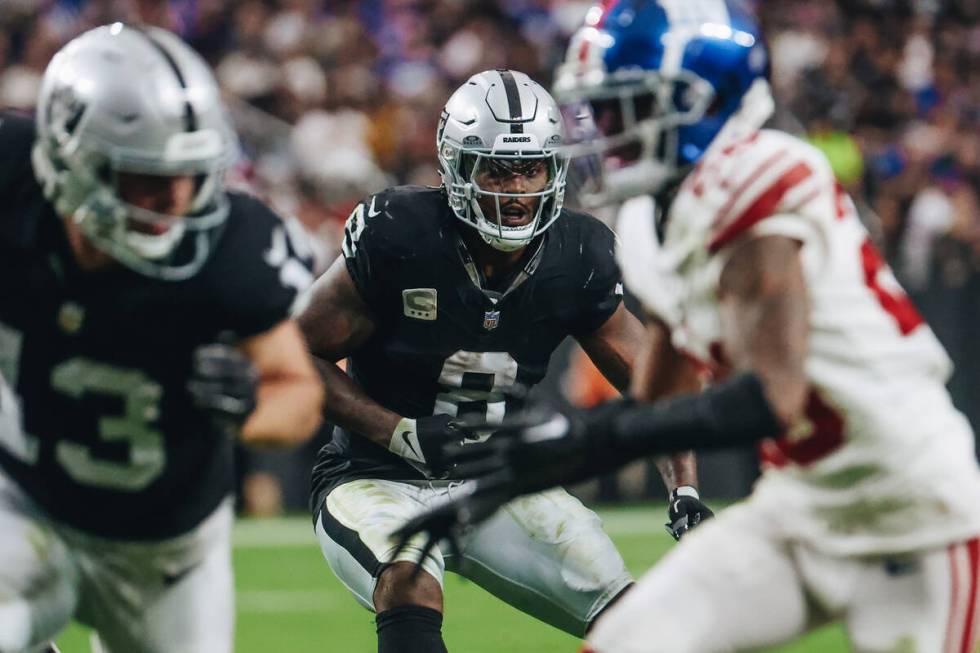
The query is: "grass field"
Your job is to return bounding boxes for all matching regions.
[55,505,848,652]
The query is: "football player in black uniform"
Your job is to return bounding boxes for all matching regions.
[0,25,323,652]
[299,69,711,653]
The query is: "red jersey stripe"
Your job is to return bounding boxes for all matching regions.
[711,148,788,231]
[709,161,814,254]
[947,543,964,653]
[960,538,980,653]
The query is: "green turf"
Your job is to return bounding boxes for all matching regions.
[55,506,847,652]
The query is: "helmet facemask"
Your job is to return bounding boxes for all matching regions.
[557,68,715,208]
[440,143,568,252]
[33,130,233,281]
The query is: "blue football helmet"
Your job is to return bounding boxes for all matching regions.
[554,0,770,206]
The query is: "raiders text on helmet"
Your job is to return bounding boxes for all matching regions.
[437,69,569,252]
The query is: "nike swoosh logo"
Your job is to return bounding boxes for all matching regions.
[367,196,381,218]
[401,431,422,460]
[162,562,198,586]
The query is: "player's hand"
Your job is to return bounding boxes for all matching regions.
[443,399,630,492]
[390,399,633,575]
[664,485,714,541]
[187,339,259,436]
[389,414,470,477]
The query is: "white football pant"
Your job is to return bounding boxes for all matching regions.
[0,470,234,653]
[587,500,980,653]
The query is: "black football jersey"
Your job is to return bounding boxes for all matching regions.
[310,186,623,506]
[0,113,311,539]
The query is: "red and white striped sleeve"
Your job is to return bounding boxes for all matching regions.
[705,130,835,259]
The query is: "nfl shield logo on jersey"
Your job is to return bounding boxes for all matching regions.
[483,310,500,330]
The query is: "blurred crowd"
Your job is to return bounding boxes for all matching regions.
[1,0,978,506]
[767,0,980,295]
[2,0,978,284]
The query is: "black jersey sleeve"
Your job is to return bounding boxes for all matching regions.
[208,192,315,338]
[340,189,419,318]
[567,212,624,337]
[341,197,383,309]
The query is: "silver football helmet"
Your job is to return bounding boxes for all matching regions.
[32,23,239,280]
[437,70,568,252]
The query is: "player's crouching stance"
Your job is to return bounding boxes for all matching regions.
[395,3,980,653]
[0,25,323,652]
[298,69,711,652]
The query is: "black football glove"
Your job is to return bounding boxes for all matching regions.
[388,414,473,478]
[664,485,714,541]
[187,340,259,436]
[444,400,631,489]
[387,400,633,575]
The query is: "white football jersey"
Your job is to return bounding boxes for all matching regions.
[618,127,980,555]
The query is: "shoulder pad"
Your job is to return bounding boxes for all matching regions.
[558,208,615,247]
[221,191,316,274]
[342,186,448,259]
[685,129,834,254]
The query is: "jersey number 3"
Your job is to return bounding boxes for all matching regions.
[0,354,165,492]
[51,358,165,491]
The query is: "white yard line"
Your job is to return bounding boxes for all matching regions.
[236,590,338,613]
[232,506,670,549]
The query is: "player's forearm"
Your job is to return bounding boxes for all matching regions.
[240,374,324,448]
[315,357,401,447]
[719,236,810,426]
[634,320,702,493]
[654,452,698,493]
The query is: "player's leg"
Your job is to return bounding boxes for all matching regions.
[70,502,234,653]
[0,472,78,653]
[585,501,817,653]
[837,536,980,653]
[315,479,447,653]
[446,487,633,637]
